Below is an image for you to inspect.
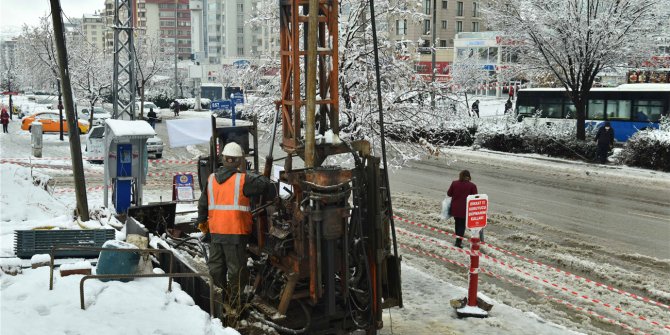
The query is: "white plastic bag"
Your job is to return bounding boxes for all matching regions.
[441,196,452,220]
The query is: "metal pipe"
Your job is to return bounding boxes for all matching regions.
[49,246,174,290]
[304,0,319,168]
[80,272,214,316]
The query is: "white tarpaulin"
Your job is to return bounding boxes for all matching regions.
[166,118,212,147]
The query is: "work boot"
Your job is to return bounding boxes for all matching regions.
[455,239,463,248]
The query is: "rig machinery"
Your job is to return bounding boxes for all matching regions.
[197,0,403,333]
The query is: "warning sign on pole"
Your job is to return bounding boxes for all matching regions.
[466,194,488,230]
[173,174,195,202]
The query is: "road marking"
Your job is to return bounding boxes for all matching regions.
[627,211,670,222]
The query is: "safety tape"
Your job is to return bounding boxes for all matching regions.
[2,157,198,165]
[53,185,110,194]
[396,229,670,332]
[149,159,197,165]
[399,244,651,335]
[393,214,670,311]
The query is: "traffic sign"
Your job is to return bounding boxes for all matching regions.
[466,194,488,229]
[232,92,244,104]
[210,100,231,111]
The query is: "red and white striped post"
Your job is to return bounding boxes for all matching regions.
[455,194,491,318]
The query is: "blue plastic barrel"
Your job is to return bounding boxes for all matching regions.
[96,240,140,282]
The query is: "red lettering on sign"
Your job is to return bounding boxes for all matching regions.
[466,195,488,229]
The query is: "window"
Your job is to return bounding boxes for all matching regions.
[159,12,176,18]
[424,20,431,34]
[632,100,663,121]
[237,27,244,34]
[441,20,447,29]
[442,1,448,9]
[237,47,244,55]
[472,22,479,32]
[539,99,564,118]
[424,0,431,14]
[473,2,479,17]
[587,99,606,120]
[456,21,463,33]
[606,100,632,120]
[457,1,464,16]
[396,20,407,35]
[440,40,447,47]
[237,4,244,12]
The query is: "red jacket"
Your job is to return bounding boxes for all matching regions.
[447,180,478,218]
[1,110,9,124]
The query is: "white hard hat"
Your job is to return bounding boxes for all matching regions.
[222,142,244,157]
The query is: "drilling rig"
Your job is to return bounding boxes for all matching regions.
[197,0,403,333]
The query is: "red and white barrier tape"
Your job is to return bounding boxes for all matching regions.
[149,159,197,165]
[397,229,669,332]
[53,185,110,194]
[392,214,670,311]
[399,244,651,335]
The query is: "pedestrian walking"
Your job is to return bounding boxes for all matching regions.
[447,170,478,248]
[147,108,157,129]
[1,107,10,133]
[196,142,275,307]
[508,85,515,100]
[504,98,512,114]
[172,100,180,117]
[594,121,615,163]
[471,100,480,118]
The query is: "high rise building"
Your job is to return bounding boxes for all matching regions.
[103,0,148,52]
[145,0,192,60]
[81,14,106,51]
[204,0,264,65]
[388,0,485,75]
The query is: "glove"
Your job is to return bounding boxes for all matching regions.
[198,221,209,234]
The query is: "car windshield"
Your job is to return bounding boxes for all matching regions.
[89,127,105,138]
[93,107,106,114]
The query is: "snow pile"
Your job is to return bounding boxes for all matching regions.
[619,128,670,171]
[0,164,67,223]
[0,266,239,335]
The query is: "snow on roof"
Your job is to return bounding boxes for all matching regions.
[105,119,156,138]
[521,83,670,92]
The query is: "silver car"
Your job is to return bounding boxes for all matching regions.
[146,135,164,158]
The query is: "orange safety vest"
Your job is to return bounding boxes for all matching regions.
[207,172,252,235]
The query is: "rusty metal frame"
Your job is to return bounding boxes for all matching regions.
[79,272,214,316]
[49,246,174,290]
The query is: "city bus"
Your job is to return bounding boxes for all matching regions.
[516,84,670,141]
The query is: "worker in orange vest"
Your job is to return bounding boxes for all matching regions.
[196,142,275,304]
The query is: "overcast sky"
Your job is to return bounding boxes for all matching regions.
[0,0,103,32]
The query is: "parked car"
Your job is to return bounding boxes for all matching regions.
[146,135,164,158]
[78,106,111,126]
[21,111,90,134]
[135,102,162,122]
[85,125,105,162]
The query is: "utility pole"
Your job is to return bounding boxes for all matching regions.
[50,0,90,221]
[174,0,178,98]
[57,78,64,141]
[7,77,13,120]
[431,0,437,108]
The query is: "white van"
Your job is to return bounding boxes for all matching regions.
[85,126,105,162]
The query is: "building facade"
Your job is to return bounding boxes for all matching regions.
[204,0,264,65]
[144,0,192,60]
[103,0,148,52]
[388,0,486,77]
[81,14,106,51]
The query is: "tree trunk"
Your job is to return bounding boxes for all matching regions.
[575,100,586,141]
[139,85,145,119]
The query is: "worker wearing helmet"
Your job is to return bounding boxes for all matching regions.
[196,141,275,304]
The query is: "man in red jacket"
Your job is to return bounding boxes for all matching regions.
[447,170,478,248]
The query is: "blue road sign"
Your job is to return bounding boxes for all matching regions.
[232,93,244,104]
[210,100,231,111]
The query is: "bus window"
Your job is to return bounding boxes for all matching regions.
[587,100,605,120]
[564,102,576,118]
[633,100,663,122]
[607,100,631,120]
[539,99,563,118]
[517,105,535,116]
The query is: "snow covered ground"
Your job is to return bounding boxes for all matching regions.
[2,95,668,335]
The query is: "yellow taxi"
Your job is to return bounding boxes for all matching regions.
[21,111,90,134]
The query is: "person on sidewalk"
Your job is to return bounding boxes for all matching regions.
[447,170,478,248]
[196,142,275,306]
[594,121,615,163]
[1,107,10,133]
[471,100,480,118]
[147,108,157,129]
[504,98,513,114]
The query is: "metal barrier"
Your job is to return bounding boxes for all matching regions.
[49,246,174,290]
[79,272,214,316]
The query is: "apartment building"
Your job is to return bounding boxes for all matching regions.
[204,0,264,65]
[103,0,148,52]
[81,14,105,51]
[389,0,485,75]
[145,0,192,60]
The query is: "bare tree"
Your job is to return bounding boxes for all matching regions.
[68,37,112,125]
[484,0,665,140]
[135,33,168,118]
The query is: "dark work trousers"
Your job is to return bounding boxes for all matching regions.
[453,217,484,247]
[2,124,7,133]
[596,144,609,163]
[208,241,249,299]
